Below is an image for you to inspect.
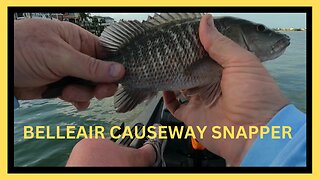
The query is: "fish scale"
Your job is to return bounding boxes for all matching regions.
[116,20,208,92]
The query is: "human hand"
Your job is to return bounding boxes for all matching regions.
[163,15,288,166]
[14,19,125,110]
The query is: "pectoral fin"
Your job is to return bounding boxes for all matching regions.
[183,81,222,106]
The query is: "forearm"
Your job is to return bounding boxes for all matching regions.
[241,104,306,166]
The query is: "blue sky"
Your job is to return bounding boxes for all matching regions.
[92,13,306,28]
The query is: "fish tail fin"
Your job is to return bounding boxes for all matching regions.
[114,85,157,113]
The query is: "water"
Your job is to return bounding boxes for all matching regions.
[14,98,145,166]
[13,32,306,167]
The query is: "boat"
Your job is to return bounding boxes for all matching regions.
[111,95,226,167]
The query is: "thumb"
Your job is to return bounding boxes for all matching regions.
[199,14,260,68]
[63,48,125,83]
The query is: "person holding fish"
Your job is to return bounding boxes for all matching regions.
[14,14,306,167]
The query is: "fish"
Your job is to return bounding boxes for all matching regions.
[41,13,290,113]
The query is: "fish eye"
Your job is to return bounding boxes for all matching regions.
[257,24,266,32]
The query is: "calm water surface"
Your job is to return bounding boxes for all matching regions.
[13,31,306,167]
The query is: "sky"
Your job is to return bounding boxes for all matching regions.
[91,13,306,28]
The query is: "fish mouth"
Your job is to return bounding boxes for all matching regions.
[271,36,291,54]
[267,35,291,60]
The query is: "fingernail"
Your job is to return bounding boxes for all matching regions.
[109,63,122,78]
[206,15,214,30]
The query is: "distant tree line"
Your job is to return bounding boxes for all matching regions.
[78,13,112,36]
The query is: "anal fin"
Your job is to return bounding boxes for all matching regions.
[114,86,157,113]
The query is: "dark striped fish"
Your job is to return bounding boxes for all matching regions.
[42,13,290,113]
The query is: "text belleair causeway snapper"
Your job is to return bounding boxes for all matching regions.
[23,125,292,140]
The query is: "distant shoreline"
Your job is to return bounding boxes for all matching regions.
[273,28,306,32]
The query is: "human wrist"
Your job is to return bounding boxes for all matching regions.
[225,103,289,166]
[224,124,264,166]
[240,104,306,166]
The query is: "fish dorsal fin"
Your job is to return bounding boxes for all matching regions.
[100,20,149,52]
[142,13,205,28]
[100,13,205,52]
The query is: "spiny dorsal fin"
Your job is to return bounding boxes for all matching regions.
[100,13,205,52]
[142,13,205,28]
[100,20,149,52]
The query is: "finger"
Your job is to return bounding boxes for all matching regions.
[199,14,260,67]
[61,84,94,102]
[163,91,189,121]
[163,91,181,115]
[72,101,90,111]
[59,46,125,83]
[53,37,125,83]
[94,83,118,100]
[55,21,122,81]
[58,21,106,59]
